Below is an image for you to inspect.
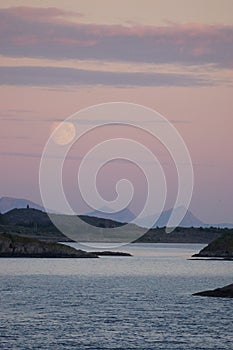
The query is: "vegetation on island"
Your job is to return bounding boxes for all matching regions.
[0,208,232,245]
[192,233,233,259]
[0,232,98,258]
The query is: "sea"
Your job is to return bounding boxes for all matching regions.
[0,243,232,350]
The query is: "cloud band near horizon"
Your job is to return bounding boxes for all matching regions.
[0,7,232,68]
[0,66,213,87]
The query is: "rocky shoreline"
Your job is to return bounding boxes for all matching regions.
[0,233,98,258]
[192,233,233,259]
[89,251,131,257]
[193,283,233,298]
[0,233,132,258]
[192,235,233,298]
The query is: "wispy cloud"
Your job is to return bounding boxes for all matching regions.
[0,150,218,168]
[0,7,232,68]
[0,151,41,159]
[0,115,48,122]
[7,108,37,113]
[0,135,30,140]
[0,6,82,23]
[0,66,214,87]
[0,150,82,161]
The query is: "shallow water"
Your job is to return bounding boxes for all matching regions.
[0,243,232,349]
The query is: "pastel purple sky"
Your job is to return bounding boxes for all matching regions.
[0,0,233,224]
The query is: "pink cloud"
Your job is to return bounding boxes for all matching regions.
[192,47,211,57]
[0,7,232,68]
[1,6,82,21]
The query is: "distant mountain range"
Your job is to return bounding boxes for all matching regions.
[1,207,229,244]
[87,207,136,223]
[0,196,233,228]
[87,205,233,229]
[150,207,205,228]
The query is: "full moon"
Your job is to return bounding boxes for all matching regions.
[51,121,76,145]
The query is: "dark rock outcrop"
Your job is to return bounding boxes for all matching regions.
[193,283,233,298]
[135,227,225,244]
[0,233,98,258]
[90,251,132,257]
[192,233,233,259]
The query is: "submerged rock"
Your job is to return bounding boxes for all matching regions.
[193,283,233,298]
[0,233,98,258]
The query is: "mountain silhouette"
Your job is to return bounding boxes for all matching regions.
[1,196,233,228]
[86,206,135,223]
[86,205,205,227]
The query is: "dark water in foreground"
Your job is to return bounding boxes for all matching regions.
[0,243,232,350]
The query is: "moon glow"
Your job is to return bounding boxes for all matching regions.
[51,122,76,145]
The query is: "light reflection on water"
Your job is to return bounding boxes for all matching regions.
[0,244,232,350]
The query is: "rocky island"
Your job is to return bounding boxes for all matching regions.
[90,251,131,257]
[192,234,233,298]
[193,283,233,298]
[0,233,132,258]
[0,233,98,258]
[192,233,233,259]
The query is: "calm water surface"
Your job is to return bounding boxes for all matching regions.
[0,243,232,350]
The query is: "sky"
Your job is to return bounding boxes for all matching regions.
[0,0,233,225]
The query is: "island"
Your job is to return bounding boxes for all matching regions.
[89,251,131,257]
[193,283,233,298]
[0,233,132,258]
[0,233,98,258]
[192,233,233,260]
[192,234,233,298]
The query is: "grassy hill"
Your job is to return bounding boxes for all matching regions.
[0,208,231,244]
